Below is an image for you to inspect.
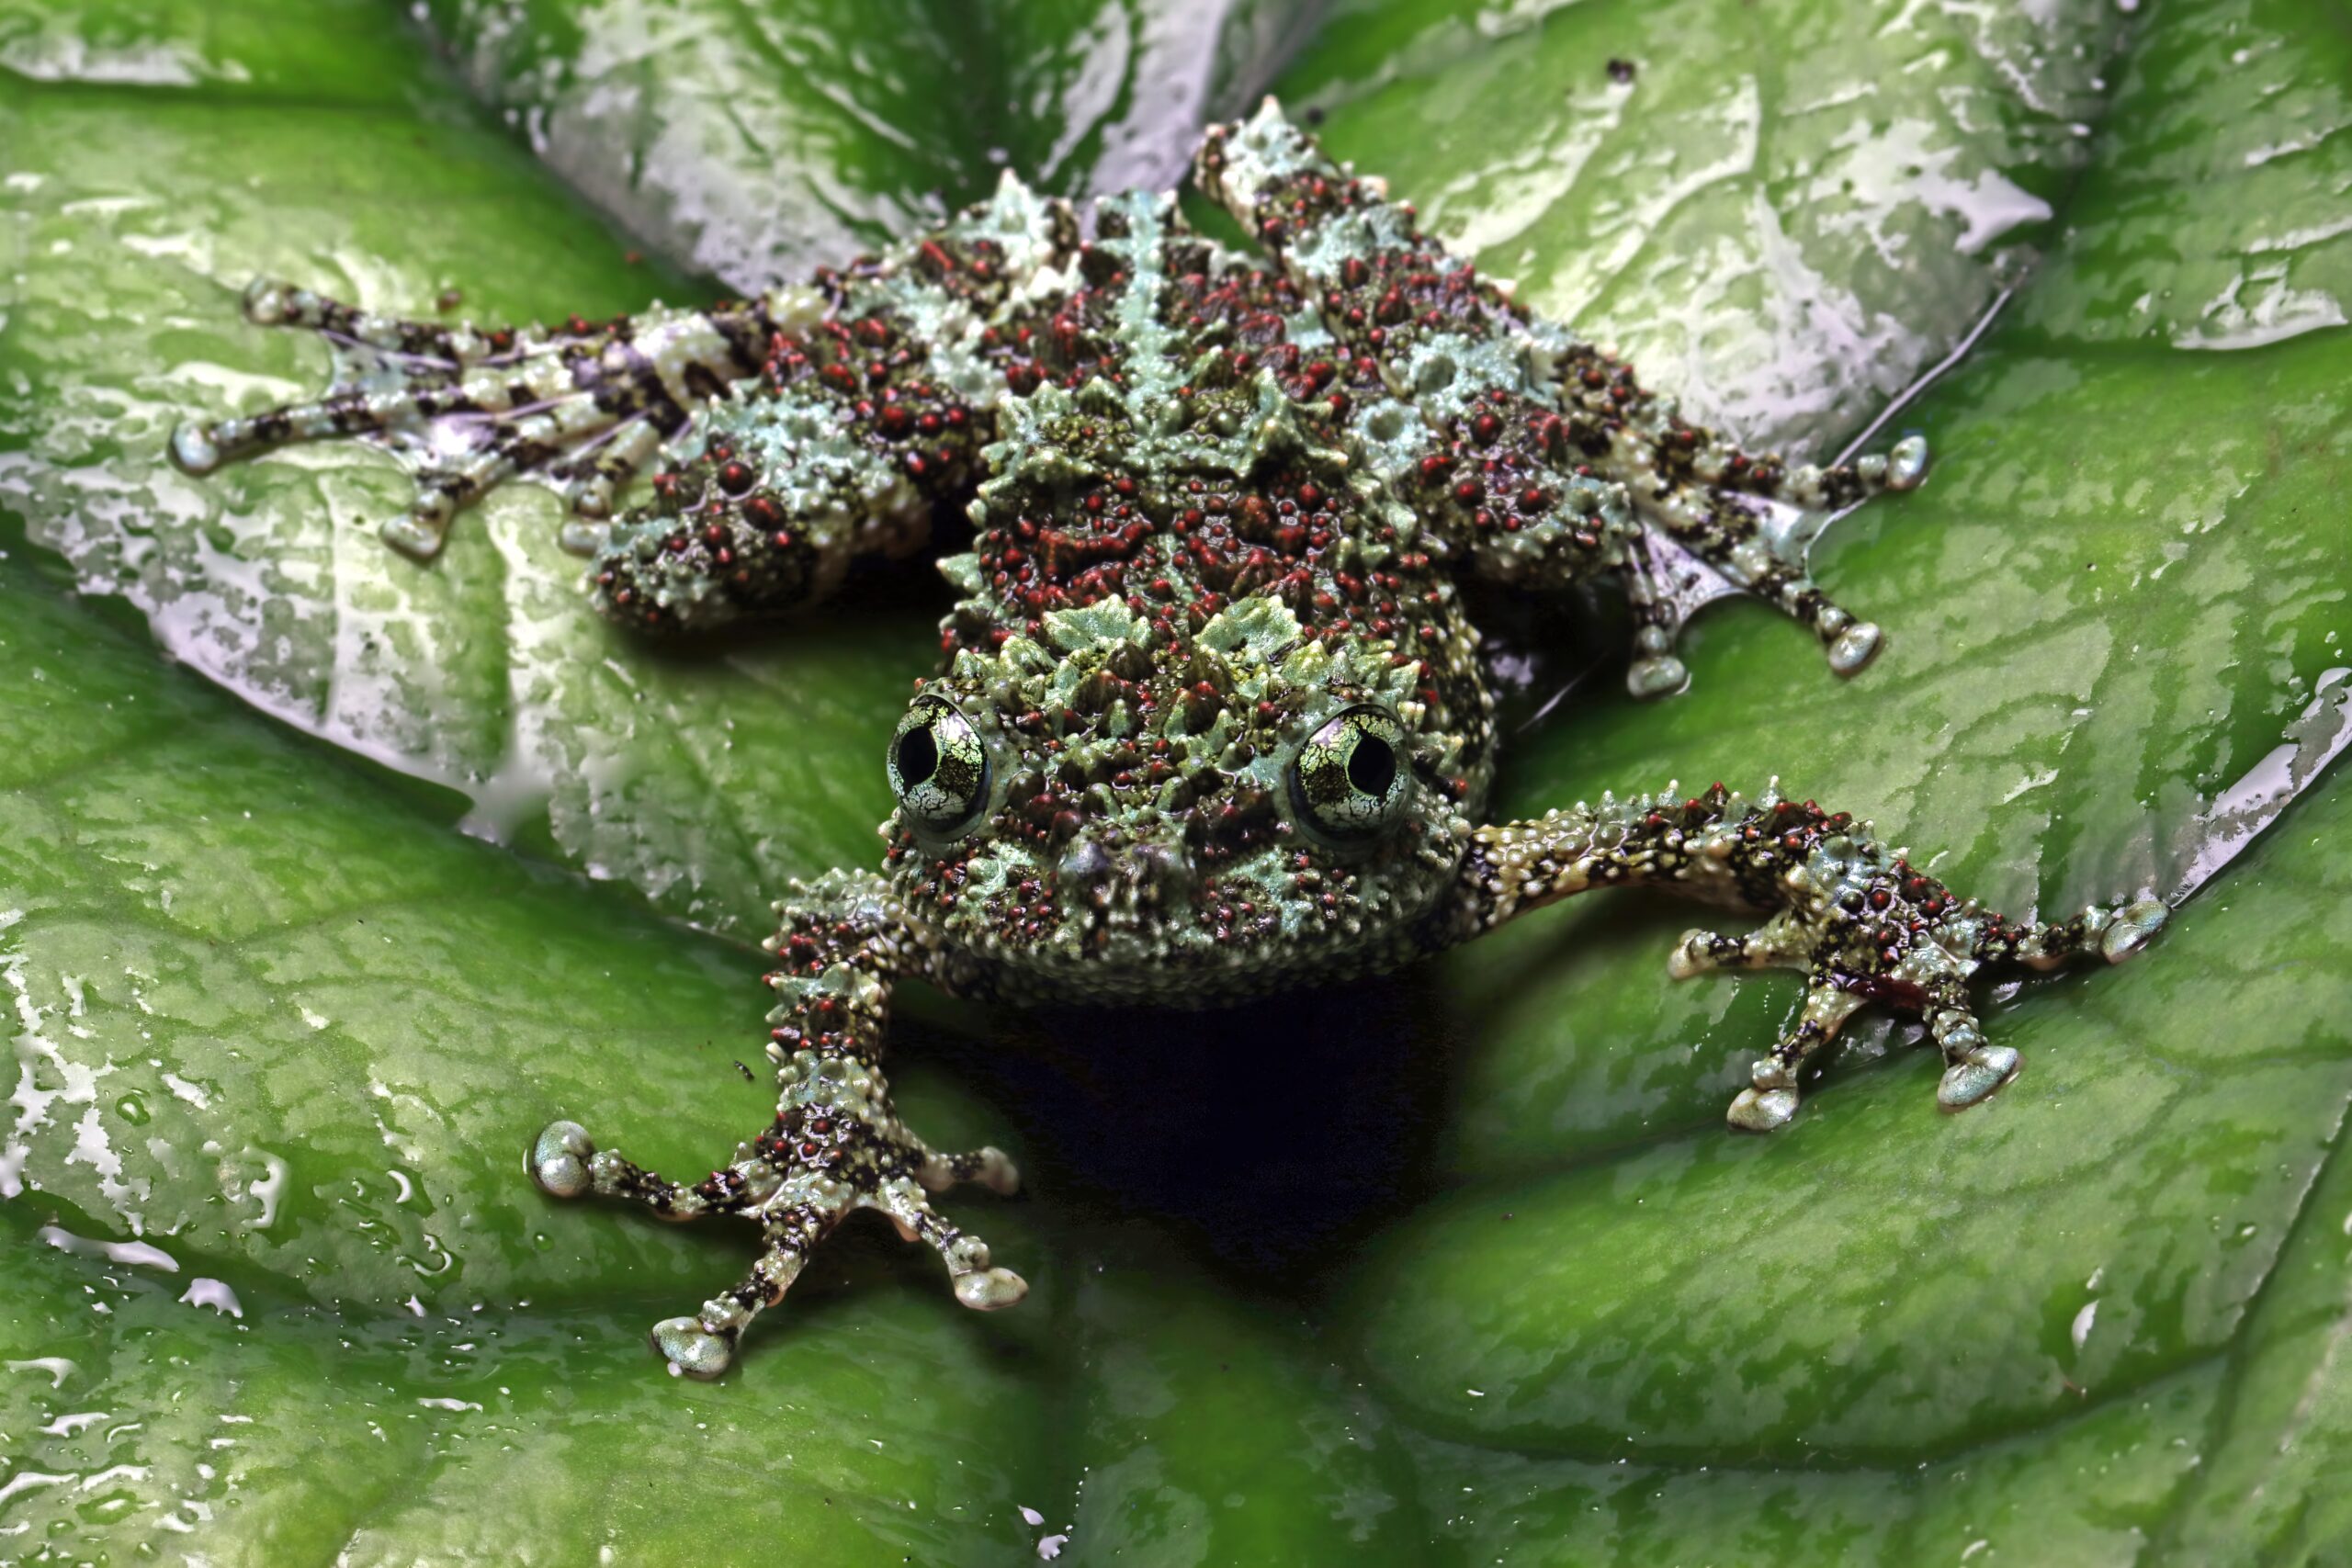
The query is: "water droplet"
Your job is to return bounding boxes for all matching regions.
[179,1278,242,1317]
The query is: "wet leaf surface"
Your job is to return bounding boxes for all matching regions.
[0,552,1409,1562]
[417,0,1322,288]
[3,0,2350,1562]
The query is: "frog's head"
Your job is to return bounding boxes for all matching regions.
[878,591,1484,1001]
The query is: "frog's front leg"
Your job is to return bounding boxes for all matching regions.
[1454,784,2167,1130]
[527,869,1023,1379]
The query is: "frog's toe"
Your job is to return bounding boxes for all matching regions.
[869,1176,1032,1314]
[527,1119,596,1199]
[650,1315,737,1380]
[1924,996,2022,1111]
[1937,1044,2022,1111]
[1889,434,1930,491]
[379,511,450,562]
[240,276,300,325]
[1627,652,1690,702]
[166,421,226,476]
[1826,619,1883,676]
[1668,927,1742,979]
[557,518,612,558]
[1669,911,1809,980]
[1721,976,1866,1132]
[2099,897,2168,964]
[917,1144,1022,1197]
[955,1267,1029,1311]
[1727,1086,1801,1132]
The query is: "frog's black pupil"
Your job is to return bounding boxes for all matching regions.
[896,725,939,787]
[1347,735,1396,796]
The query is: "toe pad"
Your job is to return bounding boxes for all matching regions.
[1727,1087,1800,1132]
[1938,1046,2021,1111]
[651,1316,736,1379]
[955,1268,1029,1311]
[2101,897,2168,964]
[528,1120,595,1199]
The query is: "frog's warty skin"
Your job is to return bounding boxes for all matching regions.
[526,869,1026,1378]
[181,100,2162,1376]
[1450,782,2168,1130]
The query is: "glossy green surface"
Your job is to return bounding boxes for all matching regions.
[419,0,1321,288]
[3,0,2349,1562]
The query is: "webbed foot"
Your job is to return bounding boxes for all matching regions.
[1555,336,1931,695]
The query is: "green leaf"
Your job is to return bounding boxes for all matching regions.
[3,0,2349,1562]
[0,0,2130,934]
[0,548,1428,1562]
[416,0,1322,287]
[1278,0,2124,447]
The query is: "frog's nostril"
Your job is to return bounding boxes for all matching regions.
[1129,842,1187,894]
[1056,838,1190,917]
[1058,839,1112,900]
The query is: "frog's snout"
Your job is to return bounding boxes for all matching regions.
[1057,834,1193,919]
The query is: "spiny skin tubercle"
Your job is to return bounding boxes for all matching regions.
[183,101,2162,1378]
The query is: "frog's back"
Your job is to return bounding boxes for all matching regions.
[864,186,1496,1002]
[838,184,1472,736]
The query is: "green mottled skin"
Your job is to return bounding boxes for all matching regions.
[176,104,2165,1379]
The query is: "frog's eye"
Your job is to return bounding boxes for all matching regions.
[1289,705,1412,842]
[888,695,990,836]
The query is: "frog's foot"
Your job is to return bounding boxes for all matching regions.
[1670,919,1871,1131]
[526,1104,1025,1379]
[169,278,767,560]
[1555,344,1928,694]
[1609,442,1917,695]
[1664,793,2167,1130]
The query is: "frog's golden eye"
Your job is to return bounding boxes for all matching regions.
[1289,705,1412,842]
[888,695,990,836]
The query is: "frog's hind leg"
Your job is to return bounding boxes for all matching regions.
[580,340,993,636]
[1188,101,1928,694]
[169,277,770,561]
[1557,343,1930,688]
